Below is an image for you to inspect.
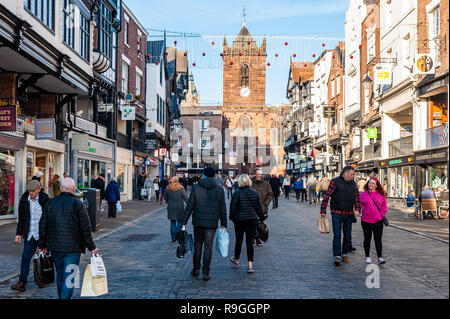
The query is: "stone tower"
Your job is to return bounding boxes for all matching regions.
[222,22,266,106]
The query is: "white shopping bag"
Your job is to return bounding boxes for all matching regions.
[215,228,229,258]
[90,254,106,278]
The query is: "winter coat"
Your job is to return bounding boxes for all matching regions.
[38,192,96,254]
[144,177,154,189]
[137,175,145,187]
[230,186,266,222]
[269,177,281,197]
[306,176,318,189]
[16,191,50,239]
[318,178,331,191]
[94,178,105,200]
[105,181,120,203]
[164,182,188,220]
[294,181,302,190]
[359,190,387,224]
[183,177,227,229]
[250,178,273,214]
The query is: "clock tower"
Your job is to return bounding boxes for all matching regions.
[222,22,266,106]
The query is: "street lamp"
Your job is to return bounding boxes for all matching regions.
[362,73,372,90]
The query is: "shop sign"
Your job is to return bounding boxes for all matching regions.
[358,161,374,169]
[309,122,319,137]
[331,155,340,163]
[171,153,179,162]
[159,148,167,157]
[288,153,297,160]
[0,106,16,131]
[340,135,349,145]
[35,118,55,140]
[121,106,135,120]
[388,156,414,166]
[414,54,435,75]
[149,157,156,165]
[419,76,449,96]
[415,150,448,165]
[329,165,338,171]
[72,133,89,151]
[145,139,157,151]
[367,128,377,139]
[323,106,336,119]
[144,159,151,166]
[351,152,362,162]
[374,67,392,85]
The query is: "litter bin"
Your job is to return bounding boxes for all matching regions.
[82,188,100,231]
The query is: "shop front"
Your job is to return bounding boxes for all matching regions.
[0,134,25,219]
[378,155,416,207]
[117,147,133,201]
[73,136,114,190]
[25,135,64,197]
[357,160,378,179]
[415,147,448,193]
[133,152,148,199]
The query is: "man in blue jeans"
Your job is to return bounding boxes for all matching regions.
[38,178,98,299]
[11,180,50,292]
[320,166,361,266]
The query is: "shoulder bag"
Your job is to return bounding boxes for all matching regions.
[367,191,389,226]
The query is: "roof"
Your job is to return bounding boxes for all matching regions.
[147,40,164,63]
[230,24,261,50]
[290,62,315,83]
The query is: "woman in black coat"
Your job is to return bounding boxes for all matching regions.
[229,174,266,273]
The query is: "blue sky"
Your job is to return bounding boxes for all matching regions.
[125,0,348,106]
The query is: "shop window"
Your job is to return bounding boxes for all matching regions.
[0,150,15,216]
[118,164,125,193]
[430,164,448,190]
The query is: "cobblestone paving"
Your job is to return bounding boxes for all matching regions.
[0,196,448,299]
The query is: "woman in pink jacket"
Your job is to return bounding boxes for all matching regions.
[359,177,387,265]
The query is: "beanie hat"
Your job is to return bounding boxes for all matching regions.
[27,180,41,191]
[203,166,215,178]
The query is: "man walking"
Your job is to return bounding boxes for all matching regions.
[11,180,50,292]
[137,172,145,200]
[94,174,105,213]
[269,174,281,209]
[144,174,154,201]
[251,169,273,246]
[38,178,99,299]
[294,177,303,202]
[182,167,227,281]
[306,173,318,204]
[300,175,307,202]
[320,166,361,266]
[159,176,170,205]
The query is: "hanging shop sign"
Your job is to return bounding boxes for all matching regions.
[323,106,336,118]
[414,54,435,75]
[340,135,350,145]
[367,128,378,139]
[121,106,135,120]
[288,153,298,160]
[35,118,55,140]
[159,148,167,157]
[0,106,16,131]
[309,122,319,137]
[374,67,392,85]
[358,160,375,170]
[331,155,340,163]
[384,155,415,167]
[145,139,158,151]
[351,152,362,162]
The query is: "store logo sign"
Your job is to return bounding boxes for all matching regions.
[0,106,16,131]
[415,54,435,75]
[389,159,402,165]
[367,128,378,139]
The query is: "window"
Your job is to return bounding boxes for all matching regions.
[198,137,211,150]
[98,2,112,59]
[156,94,160,123]
[124,21,129,45]
[200,120,209,131]
[121,62,129,93]
[430,6,440,63]
[25,0,55,31]
[62,0,74,48]
[367,30,376,62]
[331,79,335,97]
[336,76,340,95]
[79,14,90,61]
[240,64,249,87]
[136,74,141,97]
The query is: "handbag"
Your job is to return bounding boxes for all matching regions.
[176,231,186,258]
[368,191,389,226]
[317,217,331,234]
[81,264,108,297]
[256,221,269,242]
[33,252,55,286]
[116,201,122,213]
[215,228,229,258]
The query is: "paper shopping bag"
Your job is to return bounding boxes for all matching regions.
[90,255,106,278]
[318,218,331,234]
[81,264,108,297]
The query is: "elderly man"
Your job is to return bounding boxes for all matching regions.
[11,180,50,292]
[38,178,98,299]
[251,169,273,246]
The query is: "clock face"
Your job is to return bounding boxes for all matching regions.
[240,87,250,97]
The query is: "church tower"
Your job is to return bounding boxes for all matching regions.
[222,20,266,106]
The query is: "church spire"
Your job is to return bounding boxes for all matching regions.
[242,5,246,27]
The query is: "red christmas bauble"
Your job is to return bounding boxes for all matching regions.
[146,54,150,58]
[247,41,251,45]
[285,42,288,45]
[220,53,223,56]
[350,55,353,59]
[304,64,307,67]
[165,52,168,55]
[202,53,205,56]
[212,41,215,45]
[184,52,187,56]
[313,54,316,57]
[322,43,325,47]
[137,41,141,45]
[258,53,261,56]
[293,54,296,57]
[359,44,362,49]
[267,62,271,66]
[156,61,159,65]
[275,53,278,57]
[230,61,234,65]
[239,52,242,56]
[193,63,196,66]
[332,55,335,59]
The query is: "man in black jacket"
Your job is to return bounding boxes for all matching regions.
[38,178,99,299]
[182,167,227,281]
[137,172,145,200]
[269,174,281,209]
[11,180,50,292]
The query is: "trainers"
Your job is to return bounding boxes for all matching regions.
[334,257,341,266]
[350,246,356,252]
[378,257,386,265]
[365,257,371,264]
[342,256,350,263]
[203,274,211,281]
[230,257,240,266]
[11,282,26,292]
[247,268,254,273]
[191,269,200,276]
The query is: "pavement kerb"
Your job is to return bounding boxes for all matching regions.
[0,206,166,285]
[389,223,449,244]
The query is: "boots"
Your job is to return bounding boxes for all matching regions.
[11,282,26,292]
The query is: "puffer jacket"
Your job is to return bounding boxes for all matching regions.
[38,192,96,254]
[16,191,50,239]
[250,178,273,214]
[183,177,227,229]
[269,177,281,197]
[230,187,266,221]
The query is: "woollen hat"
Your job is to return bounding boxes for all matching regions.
[203,167,216,178]
[26,180,41,191]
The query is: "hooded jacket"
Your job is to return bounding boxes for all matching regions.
[183,177,227,229]
[251,178,273,214]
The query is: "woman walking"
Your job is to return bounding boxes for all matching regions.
[229,174,266,273]
[104,178,120,218]
[51,174,61,198]
[359,177,387,265]
[164,177,188,242]
[282,174,291,199]
[154,176,161,202]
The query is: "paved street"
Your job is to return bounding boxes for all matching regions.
[0,193,448,299]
